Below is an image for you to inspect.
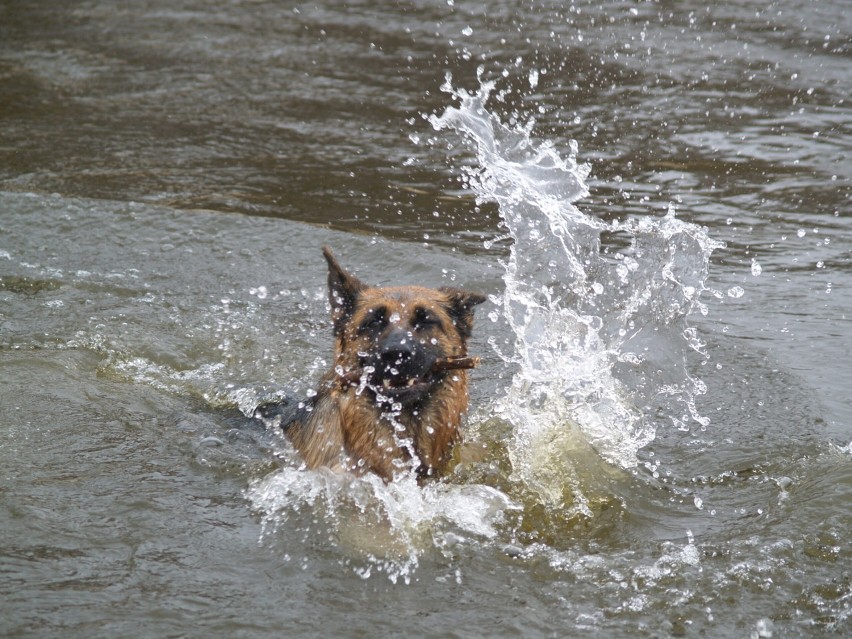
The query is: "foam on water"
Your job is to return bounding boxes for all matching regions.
[248,466,519,584]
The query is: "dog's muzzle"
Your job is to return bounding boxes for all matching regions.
[367,329,437,404]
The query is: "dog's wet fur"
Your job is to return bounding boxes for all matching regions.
[254,247,485,482]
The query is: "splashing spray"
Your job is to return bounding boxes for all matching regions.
[249,73,723,577]
[431,72,723,511]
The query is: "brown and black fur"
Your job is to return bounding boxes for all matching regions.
[255,247,486,482]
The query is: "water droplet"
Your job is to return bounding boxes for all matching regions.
[796,228,806,238]
[727,286,744,298]
[751,259,762,276]
[461,26,473,36]
[754,617,775,638]
[528,68,539,89]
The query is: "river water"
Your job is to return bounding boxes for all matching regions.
[1,1,850,637]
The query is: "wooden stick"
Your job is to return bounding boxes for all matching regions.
[431,356,480,371]
[335,356,480,386]
[337,369,365,384]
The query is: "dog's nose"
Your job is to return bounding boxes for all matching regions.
[379,329,415,367]
[381,342,413,367]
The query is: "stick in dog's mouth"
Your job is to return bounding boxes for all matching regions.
[335,356,480,386]
[430,356,480,371]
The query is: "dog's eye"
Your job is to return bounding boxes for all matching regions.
[413,308,441,331]
[358,308,387,333]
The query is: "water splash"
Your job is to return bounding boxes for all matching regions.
[430,73,723,508]
[247,467,518,583]
[249,75,723,578]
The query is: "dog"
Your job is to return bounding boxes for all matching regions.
[254,247,486,482]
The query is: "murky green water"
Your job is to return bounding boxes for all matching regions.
[1,1,850,637]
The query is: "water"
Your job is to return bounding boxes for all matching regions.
[2,1,850,637]
[430,75,722,512]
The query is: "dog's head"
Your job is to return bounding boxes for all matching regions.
[322,246,485,406]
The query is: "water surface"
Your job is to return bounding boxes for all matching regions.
[1,1,850,637]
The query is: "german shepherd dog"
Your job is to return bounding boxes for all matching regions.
[254,247,486,482]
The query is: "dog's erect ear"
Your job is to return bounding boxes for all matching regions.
[323,246,366,336]
[439,287,487,340]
